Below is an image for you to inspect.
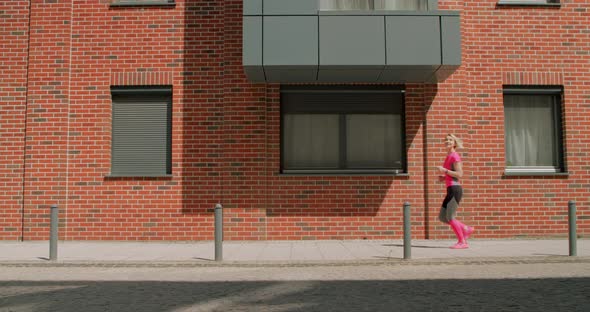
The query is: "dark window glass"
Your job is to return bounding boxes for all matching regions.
[281,86,405,173]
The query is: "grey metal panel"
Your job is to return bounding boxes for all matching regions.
[243,66,266,82]
[441,16,461,65]
[111,93,171,176]
[386,16,441,66]
[264,0,318,15]
[317,68,383,82]
[243,0,263,15]
[264,16,318,66]
[243,16,262,66]
[380,66,438,83]
[265,67,318,82]
[428,0,438,10]
[319,16,385,66]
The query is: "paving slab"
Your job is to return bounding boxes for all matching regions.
[0,239,588,266]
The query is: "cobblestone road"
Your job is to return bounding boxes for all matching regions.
[1,263,589,311]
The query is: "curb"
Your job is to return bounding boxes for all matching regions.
[1,256,588,268]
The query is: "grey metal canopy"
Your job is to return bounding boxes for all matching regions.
[243,0,461,83]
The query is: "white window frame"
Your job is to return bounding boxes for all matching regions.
[503,86,565,176]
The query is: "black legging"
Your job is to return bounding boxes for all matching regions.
[439,185,463,224]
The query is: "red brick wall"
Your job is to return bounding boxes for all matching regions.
[1,0,588,241]
[0,1,29,240]
[456,0,590,238]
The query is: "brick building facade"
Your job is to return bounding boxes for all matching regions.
[1,0,588,241]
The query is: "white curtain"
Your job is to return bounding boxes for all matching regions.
[504,95,556,167]
[284,114,340,169]
[376,0,428,10]
[319,0,427,10]
[319,0,372,10]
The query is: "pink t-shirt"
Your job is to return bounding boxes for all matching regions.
[443,152,461,187]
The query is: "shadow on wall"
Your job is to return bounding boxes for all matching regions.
[181,0,226,215]
[180,1,440,219]
[263,84,438,218]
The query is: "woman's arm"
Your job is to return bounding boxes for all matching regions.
[446,161,463,179]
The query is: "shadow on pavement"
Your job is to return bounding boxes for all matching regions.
[1,278,589,311]
[383,243,448,249]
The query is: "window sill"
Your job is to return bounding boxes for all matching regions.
[503,170,568,177]
[106,174,173,178]
[110,0,175,8]
[497,1,561,7]
[280,169,408,176]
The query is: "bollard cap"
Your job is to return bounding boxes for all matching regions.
[215,204,222,209]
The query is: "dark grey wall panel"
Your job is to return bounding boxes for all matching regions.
[264,0,318,15]
[386,16,441,65]
[264,16,318,66]
[244,66,266,82]
[441,16,461,65]
[243,0,263,15]
[318,69,383,82]
[265,68,318,82]
[243,16,262,66]
[380,66,438,82]
[319,16,385,66]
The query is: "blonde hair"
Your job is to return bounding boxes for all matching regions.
[447,134,464,149]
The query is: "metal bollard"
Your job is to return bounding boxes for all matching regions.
[214,203,223,261]
[49,205,58,261]
[403,202,411,260]
[568,200,577,257]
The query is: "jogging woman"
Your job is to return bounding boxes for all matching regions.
[437,134,474,249]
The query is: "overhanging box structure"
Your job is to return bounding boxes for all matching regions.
[1,0,588,242]
[243,0,461,83]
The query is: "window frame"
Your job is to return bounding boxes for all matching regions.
[280,85,406,175]
[318,0,433,11]
[109,86,173,177]
[497,0,560,7]
[502,86,565,176]
[109,0,176,8]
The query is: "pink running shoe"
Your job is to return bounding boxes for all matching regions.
[463,226,475,240]
[450,242,469,249]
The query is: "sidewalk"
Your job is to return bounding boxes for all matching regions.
[0,239,588,266]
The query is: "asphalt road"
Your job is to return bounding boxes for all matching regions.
[1,263,589,311]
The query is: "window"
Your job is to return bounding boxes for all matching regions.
[503,86,564,174]
[109,0,175,7]
[497,0,560,6]
[281,86,405,174]
[110,86,172,176]
[319,0,428,11]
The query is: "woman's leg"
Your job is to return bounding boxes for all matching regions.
[449,219,465,243]
[445,186,468,248]
[458,220,474,239]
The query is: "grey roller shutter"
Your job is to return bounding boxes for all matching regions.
[111,87,172,176]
